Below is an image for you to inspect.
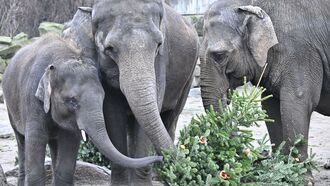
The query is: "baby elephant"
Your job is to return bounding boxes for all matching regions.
[2,34,161,186]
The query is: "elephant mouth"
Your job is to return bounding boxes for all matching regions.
[101,70,120,89]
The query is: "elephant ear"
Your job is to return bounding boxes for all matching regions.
[35,65,54,113]
[239,6,278,67]
[157,20,165,56]
[157,4,166,56]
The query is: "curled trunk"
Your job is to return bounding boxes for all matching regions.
[77,108,162,168]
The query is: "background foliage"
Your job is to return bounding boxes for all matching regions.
[78,141,112,169]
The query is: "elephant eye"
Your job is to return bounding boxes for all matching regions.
[104,44,118,60]
[211,51,228,64]
[64,97,79,111]
[104,45,114,54]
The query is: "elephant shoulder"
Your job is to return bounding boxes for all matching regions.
[164,5,199,57]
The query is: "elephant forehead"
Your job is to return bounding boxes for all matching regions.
[53,61,97,81]
[207,10,240,28]
[93,0,162,19]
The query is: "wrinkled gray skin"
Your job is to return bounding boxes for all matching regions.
[2,34,162,186]
[89,0,199,185]
[200,0,330,165]
[63,7,97,60]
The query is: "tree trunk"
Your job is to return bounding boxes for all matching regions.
[0,0,94,37]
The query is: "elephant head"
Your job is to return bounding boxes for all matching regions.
[91,0,174,153]
[200,2,278,111]
[35,55,162,168]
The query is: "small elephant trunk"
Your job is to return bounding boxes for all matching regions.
[200,56,229,112]
[77,107,163,168]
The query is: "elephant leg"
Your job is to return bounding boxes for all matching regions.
[13,129,25,186]
[24,122,48,186]
[162,79,193,140]
[280,88,318,160]
[130,121,153,186]
[9,112,25,186]
[104,90,130,185]
[161,110,178,141]
[261,92,283,149]
[52,129,80,186]
[279,56,322,160]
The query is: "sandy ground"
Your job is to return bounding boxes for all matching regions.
[1,88,329,185]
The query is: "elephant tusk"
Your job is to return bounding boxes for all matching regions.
[81,129,87,142]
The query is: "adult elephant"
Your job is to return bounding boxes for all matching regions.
[2,34,162,186]
[200,0,330,164]
[89,0,199,185]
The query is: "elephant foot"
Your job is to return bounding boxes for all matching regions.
[25,176,47,186]
[110,166,130,186]
[133,181,153,186]
[131,166,153,186]
[110,181,153,186]
[111,179,130,186]
[110,183,129,186]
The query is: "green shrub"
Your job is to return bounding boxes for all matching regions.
[78,141,111,169]
[243,135,317,185]
[156,82,316,186]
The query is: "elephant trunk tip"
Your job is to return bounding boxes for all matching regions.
[151,156,163,163]
[129,155,163,168]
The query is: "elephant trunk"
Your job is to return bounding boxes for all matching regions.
[77,104,163,168]
[200,57,229,112]
[118,59,175,154]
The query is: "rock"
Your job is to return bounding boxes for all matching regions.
[0,33,31,59]
[12,33,28,41]
[12,33,31,47]
[0,89,3,104]
[38,22,64,36]
[0,37,12,45]
[0,73,3,84]
[0,45,21,59]
[0,164,9,186]
[30,37,40,42]
[5,160,166,185]
[0,57,7,74]
[324,160,330,169]
[6,161,111,186]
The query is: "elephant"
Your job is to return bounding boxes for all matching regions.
[85,0,199,185]
[2,34,162,186]
[200,0,330,165]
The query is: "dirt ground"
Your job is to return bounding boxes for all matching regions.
[1,88,329,185]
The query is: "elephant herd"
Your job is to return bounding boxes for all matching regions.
[2,0,330,185]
